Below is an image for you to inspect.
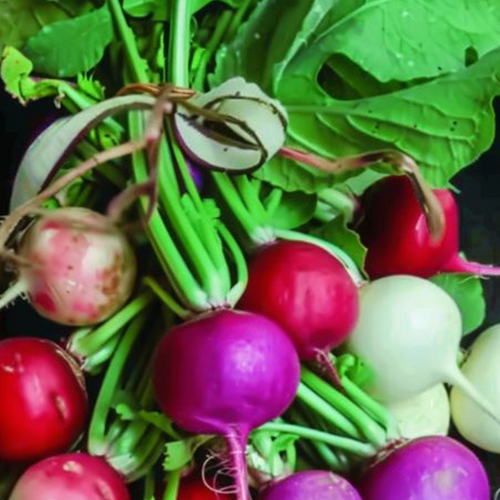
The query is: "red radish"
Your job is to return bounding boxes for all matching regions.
[8,453,130,500]
[156,476,236,500]
[153,310,300,500]
[0,207,137,326]
[0,337,87,461]
[359,436,489,500]
[239,241,359,360]
[356,175,500,278]
[260,470,362,500]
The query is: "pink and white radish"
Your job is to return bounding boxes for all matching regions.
[8,453,130,500]
[0,207,136,326]
[345,276,500,423]
[387,384,450,440]
[356,175,500,278]
[359,436,489,500]
[153,309,300,500]
[451,324,500,452]
[260,470,362,500]
[239,240,359,360]
[0,338,87,461]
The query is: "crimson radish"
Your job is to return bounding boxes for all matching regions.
[359,436,489,500]
[451,324,500,452]
[356,175,500,278]
[345,276,500,424]
[0,337,87,461]
[0,207,137,326]
[152,310,300,500]
[156,476,236,500]
[239,241,359,360]
[8,453,130,500]
[260,470,362,500]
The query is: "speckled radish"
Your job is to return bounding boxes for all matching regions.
[1,207,137,326]
[153,310,300,500]
[359,436,489,500]
[239,240,359,360]
[0,337,87,462]
[260,470,362,500]
[8,453,130,500]
[356,175,500,278]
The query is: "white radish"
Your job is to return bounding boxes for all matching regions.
[345,275,500,423]
[387,384,450,439]
[451,324,500,452]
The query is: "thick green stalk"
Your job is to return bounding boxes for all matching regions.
[169,0,192,86]
[144,276,191,318]
[163,469,182,500]
[301,366,388,449]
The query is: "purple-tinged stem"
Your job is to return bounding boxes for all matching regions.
[442,253,500,276]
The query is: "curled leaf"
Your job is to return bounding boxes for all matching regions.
[174,77,288,173]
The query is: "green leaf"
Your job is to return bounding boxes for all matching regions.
[267,190,317,230]
[163,435,213,472]
[0,0,74,51]
[24,5,114,77]
[123,0,164,18]
[313,217,367,273]
[77,73,106,101]
[1,46,64,104]
[430,273,486,335]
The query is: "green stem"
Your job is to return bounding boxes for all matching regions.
[296,384,362,440]
[107,0,149,82]
[234,176,268,223]
[163,469,182,500]
[263,188,283,217]
[259,422,376,457]
[301,366,388,449]
[169,0,191,86]
[88,314,147,455]
[224,0,256,42]
[192,10,233,90]
[144,276,191,318]
[274,229,364,284]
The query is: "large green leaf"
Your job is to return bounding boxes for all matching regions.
[24,5,113,77]
[0,0,73,51]
[430,273,486,335]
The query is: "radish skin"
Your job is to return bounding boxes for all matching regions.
[8,453,130,500]
[451,324,500,452]
[345,276,500,424]
[6,207,137,326]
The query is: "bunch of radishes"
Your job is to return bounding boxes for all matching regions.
[1,79,500,500]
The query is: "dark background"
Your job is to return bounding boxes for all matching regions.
[2,90,500,495]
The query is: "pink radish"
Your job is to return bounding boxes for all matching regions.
[8,453,130,500]
[356,175,500,278]
[239,240,359,360]
[0,338,87,461]
[0,207,137,326]
[152,309,300,500]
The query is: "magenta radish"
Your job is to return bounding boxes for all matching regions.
[0,337,87,461]
[0,207,137,326]
[8,453,130,500]
[451,324,500,452]
[239,240,359,360]
[260,470,362,500]
[152,309,300,500]
[356,175,500,278]
[345,276,500,424]
[359,436,489,500]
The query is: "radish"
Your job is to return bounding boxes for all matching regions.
[152,310,300,500]
[0,337,87,461]
[387,384,450,440]
[8,453,130,500]
[356,175,500,278]
[451,324,500,452]
[156,476,236,500]
[345,276,500,423]
[239,241,359,360]
[259,470,362,500]
[0,207,137,326]
[359,436,489,500]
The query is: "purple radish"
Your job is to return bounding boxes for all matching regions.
[260,470,362,500]
[152,310,300,500]
[359,436,489,500]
